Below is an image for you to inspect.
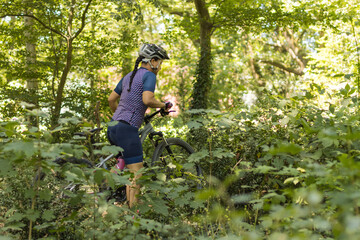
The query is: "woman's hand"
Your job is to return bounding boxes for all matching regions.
[164,101,173,110]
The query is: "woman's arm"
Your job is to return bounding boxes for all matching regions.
[108,91,120,113]
[142,91,166,108]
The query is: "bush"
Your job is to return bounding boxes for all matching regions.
[2,86,360,239]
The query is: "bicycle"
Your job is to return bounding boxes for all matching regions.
[36,109,203,204]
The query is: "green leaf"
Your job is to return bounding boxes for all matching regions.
[3,141,36,158]
[0,159,12,174]
[212,149,235,159]
[270,143,302,155]
[71,167,85,179]
[187,120,203,129]
[231,193,254,203]
[284,177,300,185]
[186,109,207,114]
[42,210,55,221]
[8,212,24,222]
[94,169,105,185]
[1,222,26,232]
[174,197,187,207]
[1,121,19,137]
[344,74,353,79]
[139,218,162,231]
[107,121,119,127]
[345,83,351,91]
[310,150,322,160]
[105,172,115,189]
[299,118,312,133]
[39,189,52,201]
[27,109,49,118]
[321,138,334,148]
[20,101,35,108]
[25,209,40,221]
[33,223,54,231]
[218,117,234,127]
[113,174,131,185]
[157,173,166,181]
[64,171,79,182]
[279,116,290,126]
[171,178,185,184]
[253,165,276,174]
[332,73,344,78]
[261,192,286,203]
[329,104,335,114]
[101,145,123,155]
[305,91,314,99]
[25,189,36,198]
[188,149,209,162]
[196,188,217,200]
[152,198,169,216]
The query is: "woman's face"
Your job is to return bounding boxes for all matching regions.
[150,59,163,75]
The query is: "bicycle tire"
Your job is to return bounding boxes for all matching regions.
[151,138,203,190]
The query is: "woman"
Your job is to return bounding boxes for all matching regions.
[107,43,172,208]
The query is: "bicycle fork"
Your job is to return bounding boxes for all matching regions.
[149,131,173,164]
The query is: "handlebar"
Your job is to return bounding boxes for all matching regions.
[144,109,175,124]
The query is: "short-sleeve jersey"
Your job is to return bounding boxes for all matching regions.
[112,67,156,128]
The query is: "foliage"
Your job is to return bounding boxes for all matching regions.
[2,81,360,239]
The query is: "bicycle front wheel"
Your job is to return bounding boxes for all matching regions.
[151,138,203,190]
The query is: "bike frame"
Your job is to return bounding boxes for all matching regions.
[96,110,166,169]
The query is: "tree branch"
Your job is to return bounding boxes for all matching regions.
[194,0,211,24]
[67,0,75,37]
[282,28,306,70]
[258,59,304,76]
[73,0,93,39]
[155,0,190,17]
[211,0,226,25]
[0,14,66,38]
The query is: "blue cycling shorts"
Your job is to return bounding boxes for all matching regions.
[107,121,143,165]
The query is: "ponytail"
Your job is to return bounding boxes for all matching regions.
[128,56,144,92]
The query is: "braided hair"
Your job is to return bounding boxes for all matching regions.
[128,56,145,92]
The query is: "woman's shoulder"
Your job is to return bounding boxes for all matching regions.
[142,70,156,81]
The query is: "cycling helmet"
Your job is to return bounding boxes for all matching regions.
[139,43,170,62]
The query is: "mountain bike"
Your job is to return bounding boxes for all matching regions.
[36,109,203,204]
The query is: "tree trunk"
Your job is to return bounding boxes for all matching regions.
[24,15,37,91]
[188,0,213,152]
[51,38,73,128]
[50,0,92,128]
[24,5,38,126]
[190,0,213,110]
[51,0,76,128]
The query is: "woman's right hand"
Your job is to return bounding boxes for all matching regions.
[164,101,173,110]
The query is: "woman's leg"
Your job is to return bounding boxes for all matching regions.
[126,162,143,208]
[108,122,143,207]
